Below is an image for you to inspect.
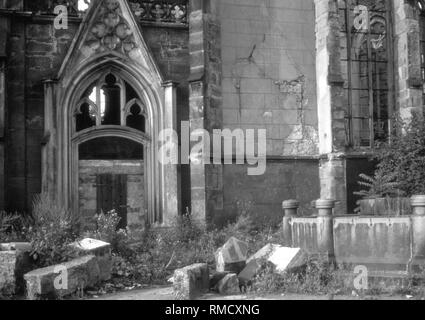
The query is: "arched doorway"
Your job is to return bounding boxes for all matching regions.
[71,71,151,229]
[42,0,181,228]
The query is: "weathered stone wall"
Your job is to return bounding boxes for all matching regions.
[188,0,224,224]
[212,0,320,225]
[219,0,318,156]
[220,160,320,227]
[394,0,424,121]
[78,160,145,229]
[6,19,79,212]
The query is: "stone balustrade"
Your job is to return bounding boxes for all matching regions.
[282,196,425,272]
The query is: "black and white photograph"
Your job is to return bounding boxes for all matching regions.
[0,0,424,308]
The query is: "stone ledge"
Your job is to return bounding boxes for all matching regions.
[24,255,100,300]
[173,263,209,300]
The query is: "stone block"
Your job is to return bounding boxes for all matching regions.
[239,245,308,286]
[0,242,32,295]
[173,263,209,300]
[24,255,100,300]
[70,238,112,281]
[217,273,240,295]
[209,271,230,291]
[238,259,263,288]
[268,247,308,273]
[215,237,248,274]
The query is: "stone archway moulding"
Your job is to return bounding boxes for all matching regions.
[42,0,180,226]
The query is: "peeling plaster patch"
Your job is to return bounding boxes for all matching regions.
[283,125,319,156]
[275,75,305,96]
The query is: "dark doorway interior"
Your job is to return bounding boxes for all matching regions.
[96,174,128,229]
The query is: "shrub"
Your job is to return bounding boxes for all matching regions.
[354,169,403,199]
[251,257,348,296]
[107,212,283,286]
[376,114,425,196]
[0,212,29,242]
[28,194,81,267]
[84,210,132,257]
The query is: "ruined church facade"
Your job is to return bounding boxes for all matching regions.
[0,0,423,228]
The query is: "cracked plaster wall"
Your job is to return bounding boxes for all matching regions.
[219,0,318,157]
[218,0,320,222]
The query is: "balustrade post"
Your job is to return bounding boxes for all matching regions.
[316,199,335,260]
[411,195,425,271]
[282,200,299,247]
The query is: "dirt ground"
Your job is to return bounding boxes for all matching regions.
[90,286,417,301]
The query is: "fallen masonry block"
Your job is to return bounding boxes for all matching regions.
[24,255,100,300]
[173,263,209,300]
[0,242,33,295]
[238,260,263,289]
[268,247,308,273]
[70,238,112,281]
[209,271,230,291]
[239,245,308,286]
[246,244,281,264]
[215,237,249,274]
[217,273,240,295]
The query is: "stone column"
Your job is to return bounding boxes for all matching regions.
[316,199,335,259]
[411,195,425,271]
[41,80,57,202]
[282,200,299,247]
[314,0,347,214]
[0,59,5,210]
[162,81,181,225]
[0,9,9,210]
[188,0,223,225]
[394,0,423,121]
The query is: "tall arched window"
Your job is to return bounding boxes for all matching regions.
[74,72,147,133]
[339,0,394,148]
[416,1,425,107]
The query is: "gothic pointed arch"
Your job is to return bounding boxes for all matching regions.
[42,0,180,227]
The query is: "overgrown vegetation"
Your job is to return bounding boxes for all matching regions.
[360,113,425,198]
[107,212,284,286]
[250,258,349,296]
[0,211,29,243]
[354,169,403,199]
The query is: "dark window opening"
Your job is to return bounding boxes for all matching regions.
[126,104,146,132]
[79,137,144,160]
[76,103,96,132]
[101,74,121,125]
[126,81,139,102]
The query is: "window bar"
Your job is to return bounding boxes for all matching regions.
[386,0,395,144]
[346,0,354,147]
[367,8,375,148]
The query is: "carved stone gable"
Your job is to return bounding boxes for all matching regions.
[82,0,137,56]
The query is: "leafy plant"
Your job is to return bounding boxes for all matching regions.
[250,256,349,296]
[354,169,403,199]
[0,212,29,242]
[28,194,81,267]
[84,210,132,256]
[375,113,425,196]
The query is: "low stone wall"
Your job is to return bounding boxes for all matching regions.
[291,217,318,254]
[0,243,32,295]
[282,196,425,273]
[334,216,411,269]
